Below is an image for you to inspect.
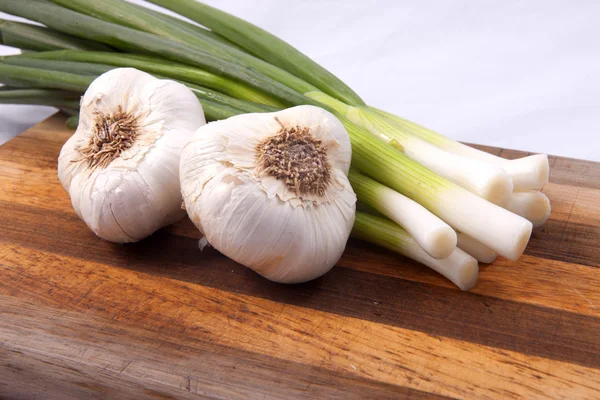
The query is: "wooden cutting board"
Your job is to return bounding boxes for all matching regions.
[1,113,599,400]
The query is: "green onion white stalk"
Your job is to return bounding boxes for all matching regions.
[345,120,533,261]
[457,233,497,264]
[368,107,550,191]
[349,169,457,259]
[310,92,514,206]
[506,191,552,228]
[352,212,478,291]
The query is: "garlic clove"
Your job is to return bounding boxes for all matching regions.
[58,68,206,243]
[80,169,179,243]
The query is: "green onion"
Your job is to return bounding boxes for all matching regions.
[352,211,478,291]
[51,0,235,50]
[0,0,317,107]
[0,88,80,99]
[344,119,532,261]
[0,63,93,91]
[0,73,239,123]
[142,0,548,193]
[367,106,550,191]
[200,100,242,122]
[182,82,277,114]
[65,115,79,129]
[16,50,285,107]
[0,88,80,109]
[0,60,274,116]
[0,18,112,52]
[46,0,324,100]
[146,0,365,106]
[505,190,551,228]
[2,57,114,76]
[349,168,457,259]
[310,91,514,206]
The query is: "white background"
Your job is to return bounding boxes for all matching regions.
[1,0,599,161]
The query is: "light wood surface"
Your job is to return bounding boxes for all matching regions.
[1,114,599,399]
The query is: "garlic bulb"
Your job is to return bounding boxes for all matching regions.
[180,105,356,283]
[58,68,206,243]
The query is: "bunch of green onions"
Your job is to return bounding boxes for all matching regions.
[0,0,550,290]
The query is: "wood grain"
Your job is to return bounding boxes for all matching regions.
[1,114,599,399]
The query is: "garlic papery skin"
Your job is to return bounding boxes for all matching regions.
[58,68,206,243]
[180,105,356,284]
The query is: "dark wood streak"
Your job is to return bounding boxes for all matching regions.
[525,219,600,268]
[2,201,600,370]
